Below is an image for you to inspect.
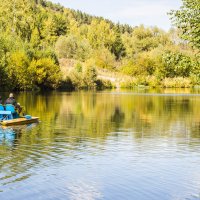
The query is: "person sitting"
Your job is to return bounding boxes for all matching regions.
[5,93,22,114]
[5,93,17,106]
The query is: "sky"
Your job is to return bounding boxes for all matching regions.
[50,0,182,30]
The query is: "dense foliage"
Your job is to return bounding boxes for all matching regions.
[0,0,199,90]
[170,0,200,50]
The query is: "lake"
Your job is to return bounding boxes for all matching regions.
[1,89,200,200]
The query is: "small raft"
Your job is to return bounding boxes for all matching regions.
[1,117,39,126]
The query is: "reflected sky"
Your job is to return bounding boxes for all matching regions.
[1,90,200,200]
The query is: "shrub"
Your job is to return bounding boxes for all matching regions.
[83,66,97,89]
[55,35,92,61]
[190,59,200,85]
[67,68,83,89]
[146,76,160,88]
[120,77,138,88]
[7,52,32,90]
[94,48,115,70]
[96,79,113,89]
[162,51,193,78]
[29,58,62,89]
[55,35,78,59]
[162,77,191,88]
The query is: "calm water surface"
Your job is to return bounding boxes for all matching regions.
[1,89,200,200]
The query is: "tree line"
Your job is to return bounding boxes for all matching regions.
[0,0,199,90]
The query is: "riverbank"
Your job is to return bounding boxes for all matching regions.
[59,68,198,90]
[59,59,200,90]
[0,76,198,92]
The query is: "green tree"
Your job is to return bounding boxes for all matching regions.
[55,35,91,61]
[111,29,126,60]
[0,0,199,90]
[94,48,115,70]
[7,52,32,90]
[87,19,115,50]
[0,37,9,70]
[170,0,200,50]
[29,58,61,89]
[162,51,193,78]
[55,35,78,59]
[44,14,68,43]
[83,66,97,89]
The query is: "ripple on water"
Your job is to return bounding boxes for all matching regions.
[1,91,200,200]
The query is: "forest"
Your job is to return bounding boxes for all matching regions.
[0,0,199,90]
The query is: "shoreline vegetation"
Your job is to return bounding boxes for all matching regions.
[0,0,199,91]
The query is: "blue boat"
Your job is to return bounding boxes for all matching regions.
[0,104,39,126]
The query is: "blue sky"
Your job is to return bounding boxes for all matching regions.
[50,0,182,30]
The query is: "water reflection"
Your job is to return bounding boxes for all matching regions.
[0,128,16,146]
[0,124,38,147]
[67,180,102,200]
[0,90,200,200]
[18,91,200,138]
[0,127,20,147]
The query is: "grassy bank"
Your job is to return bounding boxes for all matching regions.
[59,66,197,90]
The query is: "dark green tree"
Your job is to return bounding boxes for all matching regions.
[111,28,126,60]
